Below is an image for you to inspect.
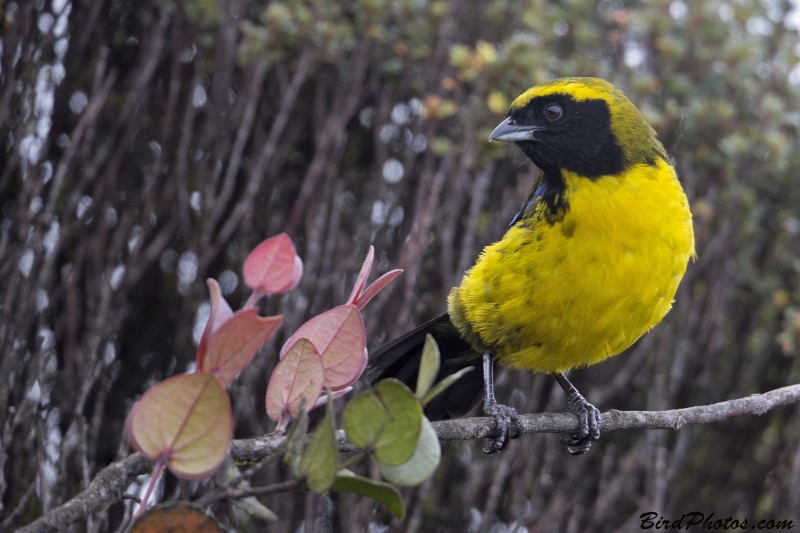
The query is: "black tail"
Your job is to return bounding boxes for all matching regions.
[368,313,484,420]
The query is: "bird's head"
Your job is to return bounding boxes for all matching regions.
[489,77,667,179]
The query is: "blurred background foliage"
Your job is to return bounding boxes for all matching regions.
[3,0,800,530]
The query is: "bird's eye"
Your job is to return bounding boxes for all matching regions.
[544,104,563,121]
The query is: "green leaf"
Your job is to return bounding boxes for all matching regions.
[283,401,309,477]
[342,379,422,465]
[331,469,405,520]
[341,389,387,448]
[421,366,475,406]
[299,395,338,493]
[372,380,423,465]
[415,334,440,398]
[377,416,441,487]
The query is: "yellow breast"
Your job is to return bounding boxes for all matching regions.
[448,159,695,373]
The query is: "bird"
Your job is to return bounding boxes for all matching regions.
[369,77,695,454]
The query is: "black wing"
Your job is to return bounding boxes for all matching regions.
[368,313,484,420]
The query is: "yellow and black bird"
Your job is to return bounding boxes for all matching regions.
[370,78,695,454]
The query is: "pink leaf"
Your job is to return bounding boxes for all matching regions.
[281,305,366,390]
[200,308,283,387]
[266,339,324,425]
[126,373,232,480]
[196,279,234,369]
[278,255,304,293]
[346,247,374,305]
[355,269,403,310]
[243,233,301,295]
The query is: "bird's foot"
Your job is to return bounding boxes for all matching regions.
[560,391,600,455]
[483,401,522,454]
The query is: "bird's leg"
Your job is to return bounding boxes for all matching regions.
[553,371,600,455]
[482,351,522,454]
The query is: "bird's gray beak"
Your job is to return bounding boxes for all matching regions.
[488,117,544,143]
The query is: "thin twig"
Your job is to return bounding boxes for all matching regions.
[336,450,367,471]
[1,479,37,531]
[196,478,301,507]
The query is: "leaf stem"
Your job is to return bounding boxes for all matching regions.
[243,290,262,308]
[135,457,166,518]
[337,450,367,471]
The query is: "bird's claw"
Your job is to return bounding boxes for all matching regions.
[560,393,600,455]
[483,401,522,454]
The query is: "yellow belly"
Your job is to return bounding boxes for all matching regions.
[448,159,695,373]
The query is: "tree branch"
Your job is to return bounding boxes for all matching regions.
[17,453,153,533]
[17,383,800,533]
[430,383,800,442]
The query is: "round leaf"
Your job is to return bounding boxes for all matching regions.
[372,380,423,465]
[377,416,441,486]
[201,307,283,387]
[266,339,324,423]
[243,233,301,294]
[281,305,366,390]
[342,379,423,465]
[342,389,387,449]
[131,503,222,533]
[126,373,231,480]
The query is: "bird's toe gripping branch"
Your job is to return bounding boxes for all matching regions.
[482,351,523,454]
[555,371,600,455]
[483,400,523,454]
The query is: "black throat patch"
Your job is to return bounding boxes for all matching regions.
[508,94,628,223]
[512,95,625,179]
